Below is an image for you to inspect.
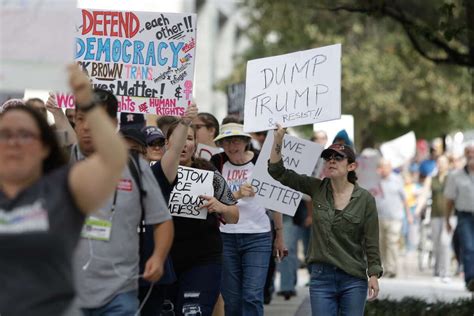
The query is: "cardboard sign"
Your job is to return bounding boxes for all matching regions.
[75,9,197,114]
[195,143,222,161]
[0,0,76,92]
[168,166,214,220]
[380,131,416,169]
[250,132,322,216]
[243,44,341,133]
[227,82,245,117]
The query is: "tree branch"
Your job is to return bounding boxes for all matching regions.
[325,3,471,67]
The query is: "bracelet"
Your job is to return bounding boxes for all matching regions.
[274,227,283,231]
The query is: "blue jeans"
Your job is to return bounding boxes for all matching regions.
[81,290,138,316]
[279,216,310,292]
[309,263,367,316]
[221,232,272,316]
[167,263,222,316]
[457,211,474,285]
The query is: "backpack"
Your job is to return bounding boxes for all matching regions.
[128,150,176,286]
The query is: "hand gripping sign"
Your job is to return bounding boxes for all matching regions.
[168,166,214,220]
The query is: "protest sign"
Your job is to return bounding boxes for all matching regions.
[250,132,322,216]
[357,149,383,198]
[195,143,223,161]
[0,0,76,92]
[168,166,214,220]
[227,82,245,117]
[74,9,197,114]
[243,44,341,133]
[380,131,416,169]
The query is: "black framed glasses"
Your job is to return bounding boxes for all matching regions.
[149,139,165,147]
[191,123,209,130]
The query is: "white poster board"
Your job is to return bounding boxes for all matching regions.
[380,131,416,169]
[168,166,214,220]
[313,114,354,146]
[250,132,322,216]
[74,9,197,114]
[357,150,383,198]
[243,44,341,133]
[0,0,76,92]
[195,144,222,161]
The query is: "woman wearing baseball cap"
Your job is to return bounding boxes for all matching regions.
[268,124,382,316]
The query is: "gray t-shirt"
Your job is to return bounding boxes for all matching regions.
[444,168,474,212]
[71,145,171,308]
[375,173,406,220]
[0,166,84,316]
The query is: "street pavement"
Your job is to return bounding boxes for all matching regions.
[265,252,472,315]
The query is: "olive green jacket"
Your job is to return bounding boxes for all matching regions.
[268,159,383,279]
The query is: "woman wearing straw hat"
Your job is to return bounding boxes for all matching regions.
[210,123,285,316]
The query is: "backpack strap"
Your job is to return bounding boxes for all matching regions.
[128,150,147,233]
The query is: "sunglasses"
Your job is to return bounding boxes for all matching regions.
[323,154,346,162]
[149,139,165,147]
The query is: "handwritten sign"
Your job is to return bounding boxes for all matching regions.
[168,166,214,220]
[380,131,416,169]
[250,132,322,216]
[227,82,245,117]
[195,143,223,161]
[243,44,341,133]
[75,9,197,114]
[0,0,76,92]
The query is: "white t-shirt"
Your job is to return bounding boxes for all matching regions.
[211,152,271,234]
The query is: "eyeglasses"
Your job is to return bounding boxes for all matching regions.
[0,129,40,145]
[191,124,208,130]
[323,154,346,162]
[221,137,246,145]
[149,139,165,147]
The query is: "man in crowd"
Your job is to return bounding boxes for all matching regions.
[376,159,412,278]
[71,88,174,314]
[444,143,474,292]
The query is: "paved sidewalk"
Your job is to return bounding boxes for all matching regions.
[265,252,472,315]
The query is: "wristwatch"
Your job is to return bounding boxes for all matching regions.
[77,94,99,112]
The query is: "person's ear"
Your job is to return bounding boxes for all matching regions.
[348,161,357,172]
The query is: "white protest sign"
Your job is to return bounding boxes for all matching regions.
[357,149,383,198]
[74,9,197,114]
[243,44,341,133]
[313,114,354,146]
[0,0,76,92]
[195,144,223,161]
[250,132,322,216]
[380,131,416,169]
[168,166,214,220]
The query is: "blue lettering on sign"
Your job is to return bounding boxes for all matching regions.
[75,37,185,68]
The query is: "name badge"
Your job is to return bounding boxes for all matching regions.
[81,216,112,241]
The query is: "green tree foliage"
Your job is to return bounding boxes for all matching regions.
[230,0,473,148]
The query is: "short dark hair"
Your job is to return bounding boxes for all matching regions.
[197,112,220,138]
[25,98,45,106]
[222,115,243,125]
[0,105,67,174]
[157,116,179,135]
[166,121,196,140]
[88,88,118,119]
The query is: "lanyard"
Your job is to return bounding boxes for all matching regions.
[110,189,118,213]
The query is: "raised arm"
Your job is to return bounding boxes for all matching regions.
[268,124,320,196]
[45,92,77,146]
[68,65,128,215]
[160,103,198,183]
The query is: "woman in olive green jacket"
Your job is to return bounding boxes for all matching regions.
[268,125,382,316]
